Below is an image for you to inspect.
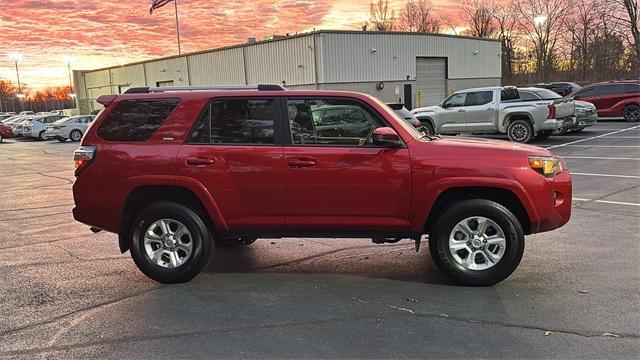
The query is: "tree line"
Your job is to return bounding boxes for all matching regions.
[0,79,75,113]
[367,0,639,84]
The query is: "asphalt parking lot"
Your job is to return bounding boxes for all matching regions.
[0,122,638,359]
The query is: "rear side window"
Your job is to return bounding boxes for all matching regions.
[464,91,494,106]
[189,98,276,144]
[518,91,540,101]
[531,89,562,100]
[97,99,179,141]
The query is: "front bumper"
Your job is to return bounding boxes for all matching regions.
[575,113,598,129]
[559,116,577,130]
[529,169,572,234]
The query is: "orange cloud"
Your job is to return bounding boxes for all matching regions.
[0,0,466,88]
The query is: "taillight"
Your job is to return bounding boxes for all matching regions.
[73,146,97,176]
[547,104,557,119]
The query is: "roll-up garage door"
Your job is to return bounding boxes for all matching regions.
[415,58,447,108]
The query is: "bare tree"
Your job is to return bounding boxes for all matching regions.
[461,0,498,37]
[494,2,521,83]
[515,0,573,82]
[369,0,397,31]
[399,0,441,32]
[563,0,602,80]
[610,0,640,67]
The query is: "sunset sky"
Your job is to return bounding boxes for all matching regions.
[0,0,463,89]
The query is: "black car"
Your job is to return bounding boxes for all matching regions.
[531,82,582,97]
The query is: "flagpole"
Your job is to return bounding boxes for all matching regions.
[174,0,182,55]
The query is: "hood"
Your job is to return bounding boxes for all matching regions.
[433,136,551,156]
[411,106,441,115]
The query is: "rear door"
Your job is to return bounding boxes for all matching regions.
[283,97,411,233]
[177,97,285,231]
[463,90,497,132]
[595,84,626,113]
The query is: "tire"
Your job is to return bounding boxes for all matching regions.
[418,119,435,135]
[536,130,552,139]
[507,120,534,143]
[428,199,525,286]
[553,128,569,136]
[623,104,640,122]
[569,127,585,133]
[129,201,213,283]
[38,131,47,141]
[69,129,83,142]
[0,134,3,142]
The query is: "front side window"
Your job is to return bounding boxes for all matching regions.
[288,98,381,146]
[443,93,467,108]
[625,83,640,94]
[97,99,179,141]
[189,98,275,144]
[575,87,596,98]
[464,91,494,106]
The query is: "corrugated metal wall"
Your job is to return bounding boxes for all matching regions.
[110,64,146,92]
[189,48,245,85]
[244,35,316,86]
[144,57,189,87]
[319,32,501,83]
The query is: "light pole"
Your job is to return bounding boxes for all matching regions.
[9,53,23,93]
[63,56,75,110]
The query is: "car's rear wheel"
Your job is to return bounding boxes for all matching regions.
[623,104,639,122]
[428,199,525,286]
[130,201,213,283]
[69,129,83,142]
[38,131,47,141]
[507,120,533,143]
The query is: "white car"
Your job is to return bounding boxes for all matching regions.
[21,114,66,140]
[44,115,95,142]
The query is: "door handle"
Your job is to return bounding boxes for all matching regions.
[457,109,466,112]
[288,158,317,168]
[186,157,215,166]
[487,108,495,111]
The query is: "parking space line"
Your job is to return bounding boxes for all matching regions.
[545,125,640,150]
[571,172,640,179]
[573,198,640,207]
[563,156,640,161]
[564,145,640,148]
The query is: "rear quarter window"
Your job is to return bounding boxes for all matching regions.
[97,99,179,142]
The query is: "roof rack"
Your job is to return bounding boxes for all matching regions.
[124,84,285,94]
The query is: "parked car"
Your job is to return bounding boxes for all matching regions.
[0,115,13,122]
[72,85,572,286]
[6,115,31,136]
[532,82,582,97]
[572,80,640,121]
[21,114,66,140]
[18,111,34,115]
[45,115,95,142]
[0,123,13,142]
[387,103,423,128]
[411,87,574,143]
[572,101,598,132]
[516,87,579,137]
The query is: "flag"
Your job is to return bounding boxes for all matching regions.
[149,0,173,14]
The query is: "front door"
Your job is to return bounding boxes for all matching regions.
[283,97,412,233]
[438,92,467,134]
[176,97,285,231]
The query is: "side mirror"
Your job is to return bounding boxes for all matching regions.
[372,127,403,148]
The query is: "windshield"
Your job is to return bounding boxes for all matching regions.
[532,89,563,100]
[369,96,424,140]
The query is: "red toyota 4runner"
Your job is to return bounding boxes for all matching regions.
[73,85,572,286]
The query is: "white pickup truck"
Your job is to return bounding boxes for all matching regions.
[411,86,576,143]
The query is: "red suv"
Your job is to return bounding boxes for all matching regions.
[72,85,572,286]
[573,80,640,121]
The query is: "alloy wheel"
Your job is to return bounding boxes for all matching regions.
[70,130,82,141]
[143,219,194,268]
[624,105,639,122]
[510,124,528,142]
[449,216,506,271]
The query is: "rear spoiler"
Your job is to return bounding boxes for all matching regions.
[96,95,117,106]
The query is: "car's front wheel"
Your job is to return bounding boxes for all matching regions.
[428,199,525,286]
[507,120,533,143]
[623,104,639,122]
[130,201,213,283]
[38,131,47,141]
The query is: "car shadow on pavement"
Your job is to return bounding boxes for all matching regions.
[203,239,453,286]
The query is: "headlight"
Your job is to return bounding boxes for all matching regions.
[529,157,563,178]
[576,108,586,113]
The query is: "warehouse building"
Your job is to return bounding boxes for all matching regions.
[73,30,502,114]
